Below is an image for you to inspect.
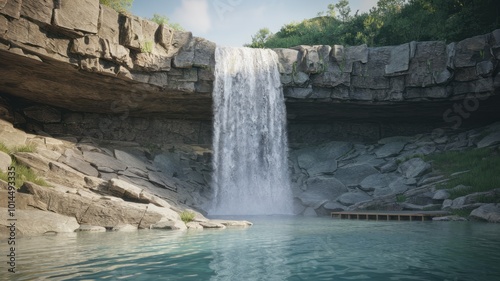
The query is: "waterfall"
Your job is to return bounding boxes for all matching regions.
[210,46,293,215]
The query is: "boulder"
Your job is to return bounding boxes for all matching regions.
[299,177,347,208]
[379,159,398,173]
[359,173,399,192]
[398,158,431,178]
[375,142,407,158]
[323,202,347,212]
[477,131,500,148]
[337,192,372,206]
[303,207,317,217]
[20,181,165,229]
[433,191,450,203]
[114,149,149,172]
[83,151,126,171]
[334,164,379,187]
[109,178,143,200]
[295,141,352,170]
[0,0,21,19]
[0,119,27,148]
[53,0,100,34]
[58,149,99,177]
[21,0,53,25]
[0,208,80,238]
[385,43,410,74]
[307,160,337,176]
[469,204,500,223]
[0,150,10,172]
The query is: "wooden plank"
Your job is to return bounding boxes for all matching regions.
[331,210,449,222]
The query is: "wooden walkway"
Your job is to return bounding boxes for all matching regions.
[331,210,449,221]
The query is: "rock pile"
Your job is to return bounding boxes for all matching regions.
[0,119,251,238]
[290,121,500,222]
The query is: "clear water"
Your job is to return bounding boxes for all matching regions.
[2,217,500,281]
[211,47,293,215]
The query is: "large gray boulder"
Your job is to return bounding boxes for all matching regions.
[334,164,379,187]
[298,177,347,208]
[470,204,500,223]
[359,173,399,192]
[398,158,431,178]
[337,192,372,206]
[58,149,99,177]
[375,142,407,158]
[83,151,127,172]
[296,141,352,170]
[114,149,149,172]
[307,160,338,176]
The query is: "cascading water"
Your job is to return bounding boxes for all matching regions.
[210,46,293,215]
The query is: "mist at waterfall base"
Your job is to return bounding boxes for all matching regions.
[210,47,293,216]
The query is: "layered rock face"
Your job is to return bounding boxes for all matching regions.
[0,0,499,136]
[0,0,215,119]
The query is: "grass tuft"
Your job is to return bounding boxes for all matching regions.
[0,142,9,154]
[0,160,49,188]
[180,211,196,224]
[13,144,36,153]
[425,147,500,199]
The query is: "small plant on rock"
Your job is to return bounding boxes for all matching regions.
[396,195,407,203]
[180,211,196,224]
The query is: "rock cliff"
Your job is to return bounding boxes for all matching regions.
[1,0,499,135]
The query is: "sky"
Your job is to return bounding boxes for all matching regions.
[131,0,379,47]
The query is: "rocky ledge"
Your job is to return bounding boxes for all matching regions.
[0,119,251,238]
[1,0,499,124]
[289,121,500,223]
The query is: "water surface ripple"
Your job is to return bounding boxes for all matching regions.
[2,217,500,281]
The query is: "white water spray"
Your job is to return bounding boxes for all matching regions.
[210,46,293,215]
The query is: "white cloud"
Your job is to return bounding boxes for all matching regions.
[173,0,212,34]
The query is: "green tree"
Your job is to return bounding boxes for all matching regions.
[245,28,273,48]
[150,14,184,31]
[335,0,352,23]
[100,0,133,13]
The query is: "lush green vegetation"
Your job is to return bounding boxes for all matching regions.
[0,142,48,188]
[425,146,500,199]
[247,0,500,48]
[180,210,196,224]
[100,0,134,13]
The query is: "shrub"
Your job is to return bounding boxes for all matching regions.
[180,211,196,224]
